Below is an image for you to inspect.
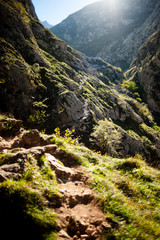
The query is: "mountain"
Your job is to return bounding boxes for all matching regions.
[126,25,160,124]
[41,20,53,29]
[0,0,160,162]
[50,0,160,70]
[0,1,160,240]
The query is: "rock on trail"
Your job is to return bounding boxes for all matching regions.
[0,128,111,239]
[45,153,111,239]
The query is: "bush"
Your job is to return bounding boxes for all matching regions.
[90,119,122,155]
[122,80,138,93]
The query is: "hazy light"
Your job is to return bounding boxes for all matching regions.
[103,0,119,11]
[108,0,118,10]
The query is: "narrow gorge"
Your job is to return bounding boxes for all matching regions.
[0,0,160,239]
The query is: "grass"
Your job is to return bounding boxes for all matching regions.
[0,180,58,240]
[55,139,160,240]
[0,153,61,240]
[1,129,160,239]
[88,154,160,239]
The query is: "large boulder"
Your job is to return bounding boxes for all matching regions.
[21,129,44,147]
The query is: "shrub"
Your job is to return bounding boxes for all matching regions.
[90,119,122,155]
[122,80,138,93]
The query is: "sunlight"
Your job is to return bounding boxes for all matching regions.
[103,0,118,11]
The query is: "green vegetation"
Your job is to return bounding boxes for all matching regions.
[90,155,160,239]
[27,110,49,129]
[1,0,160,238]
[0,154,61,240]
[54,138,160,240]
[90,119,122,155]
[0,127,160,239]
[121,80,142,102]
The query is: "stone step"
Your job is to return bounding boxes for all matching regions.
[59,182,94,207]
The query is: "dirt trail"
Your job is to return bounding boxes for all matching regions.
[45,152,111,240]
[0,130,111,240]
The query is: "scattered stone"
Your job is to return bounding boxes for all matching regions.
[58,229,71,239]
[45,153,84,182]
[21,129,44,147]
[91,231,99,238]
[0,136,10,151]
[0,163,21,173]
[0,164,22,182]
[73,235,78,240]
[81,234,89,239]
[96,225,102,233]
[91,219,102,226]
[102,221,111,230]
[0,170,8,182]
[11,138,23,148]
[44,144,57,153]
[86,225,96,235]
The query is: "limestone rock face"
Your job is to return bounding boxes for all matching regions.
[51,0,160,70]
[128,25,160,123]
[0,0,124,134]
[91,119,160,163]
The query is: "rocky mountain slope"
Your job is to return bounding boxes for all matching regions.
[51,0,160,70]
[126,25,160,124]
[0,1,160,239]
[0,0,160,162]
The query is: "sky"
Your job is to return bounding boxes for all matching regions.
[32,0,100,26]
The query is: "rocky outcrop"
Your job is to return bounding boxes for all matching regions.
[0,116,22,136]
[0,0,123,133]
[0,163,22,182]
[51,0,160,70]
[22,129,44,147]
[128,25,160,123]
[91,119,160,164]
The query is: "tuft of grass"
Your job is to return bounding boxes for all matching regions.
[0,180,58,240]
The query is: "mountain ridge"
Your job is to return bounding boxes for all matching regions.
[41,20,53,29]
[0,0,160,162]
[51,0,160,70]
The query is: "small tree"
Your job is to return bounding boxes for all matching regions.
[90,119,122,155]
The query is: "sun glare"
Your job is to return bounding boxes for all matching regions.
[103,0,118,11]
[109,0,117,9]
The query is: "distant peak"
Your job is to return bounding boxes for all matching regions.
[41,20,53,29]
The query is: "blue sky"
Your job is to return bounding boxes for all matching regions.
[32,0,100,26]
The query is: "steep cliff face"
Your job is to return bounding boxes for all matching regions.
[0,0,160,162]
[127,25,160,124]
[51,0,160,70]
[0,0,122,124]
